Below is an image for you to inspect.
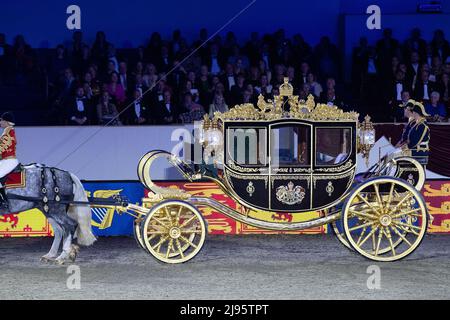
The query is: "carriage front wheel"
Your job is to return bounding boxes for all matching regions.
[342,177,428,262]
[141,200,206,264]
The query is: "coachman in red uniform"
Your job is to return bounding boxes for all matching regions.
[0,112,19,207]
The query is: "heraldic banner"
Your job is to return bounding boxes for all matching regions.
[0,180,449,237]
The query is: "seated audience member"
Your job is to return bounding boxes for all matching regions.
[142,63,159,89]
[118,61,130,94]
[97,91,121,125]
[82,71,101,101]
[205,43,224,75]
[388,69,411,109]
[413,69,436,103]
[132,73,150,98]
[47,44,70,85]
[306,72,323,98]
[67,87,91,125]
[321,88,342,107]
[180,79,200,104]
[221,63,236,93]
[179,92,205,123]
[406,51,421,89]
[229,73,246,106]
[395,90,412,122]
[425,91,447,122]
[209,93,229,117]
[107,71,126,107]
[254,74,273,98]
[154,89,179,124]
[56,68,77,105]
[126,88,150,125]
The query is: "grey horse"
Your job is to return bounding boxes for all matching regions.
[0,164,96,264]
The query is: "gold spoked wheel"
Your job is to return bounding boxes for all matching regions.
[342,177,428,262]
[141,200,206,264]
[332,204,406,255]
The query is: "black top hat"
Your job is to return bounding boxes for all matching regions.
[411,102,430,117]
[399,99,415,109]
[0,112,15,125]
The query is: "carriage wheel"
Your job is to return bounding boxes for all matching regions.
[141,200,206,264]
[331,207,405,255]
[342,177,428,262]
[138,211,195,256]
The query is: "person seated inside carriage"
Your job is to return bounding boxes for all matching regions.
[0,112,18,208]
[316,127,350,165]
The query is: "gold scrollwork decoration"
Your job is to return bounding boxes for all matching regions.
[213,77,359,122]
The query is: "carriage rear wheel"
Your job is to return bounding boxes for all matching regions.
[342,177,428,262]
[331,212,405,255]
[141,200,206,264]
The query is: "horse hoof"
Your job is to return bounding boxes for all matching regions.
[69,245,80,262]
[55,259,66,265]
[40,256,55,263]
[69,253,77,262]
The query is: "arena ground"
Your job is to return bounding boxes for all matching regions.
[0,234,449,300]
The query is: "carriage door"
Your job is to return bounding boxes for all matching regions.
[269,123,312,211]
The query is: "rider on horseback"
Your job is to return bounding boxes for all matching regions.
[0,112,18,208]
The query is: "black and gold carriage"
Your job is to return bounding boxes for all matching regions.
[120,79,429,264]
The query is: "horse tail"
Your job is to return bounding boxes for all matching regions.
[68,173,96,247]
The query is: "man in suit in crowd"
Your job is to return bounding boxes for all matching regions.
[229,73,246,106]
[66,87,92,125]
[126,88,150,125]
[204,43,225,75]
[387,69,411,116]
[154,89,179,124]
[220,63,236,93]
[155,45,172,73]
[413,69,436,103]
[406,51,421,91]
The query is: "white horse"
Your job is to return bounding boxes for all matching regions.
[1,165,96,264]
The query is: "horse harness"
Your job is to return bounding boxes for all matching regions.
[6,165,74,211]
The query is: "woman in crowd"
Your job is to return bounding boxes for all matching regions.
[82,71,101,101]
[425,91,447,122]
[209,93,229,117]
[306,72,323,98]
[179,92,205,124]
[142,63,158,88]
[254,74,273,98]
[106,72,126,107]
[96,91,121,125]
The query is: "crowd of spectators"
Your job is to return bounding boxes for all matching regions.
[0,27,450,125]
[352,28,450,122]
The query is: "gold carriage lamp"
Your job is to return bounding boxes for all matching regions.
[200,114,223,148]
[358,115,375,166]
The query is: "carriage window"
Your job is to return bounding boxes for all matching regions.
[226,128,267,166]
[270,125,310,166]
[316,128,351,165]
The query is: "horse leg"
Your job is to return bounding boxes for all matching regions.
[41,218,63,262]
[55,231,73,265]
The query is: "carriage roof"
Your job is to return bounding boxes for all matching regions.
[212,78,359,125]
